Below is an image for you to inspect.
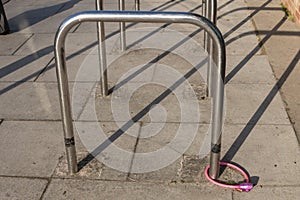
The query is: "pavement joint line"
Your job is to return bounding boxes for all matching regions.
[11,33,34,56]
[76,82,98,120]
[226,83,276,85]
[0,80,36,83]
[33,56,55,82]
[231,189,234,200]
[1,119,62,122]
[3,0,11,5]
[126,121,142,179]
[39,179,51,200]
[49,176,207,185]
[250,18,267,55]
[71,23,81,33]
[253,184,300,188]
[0,119,293,127]
[53,1,73,15]
[0,174,50,181]
[150,56,160,82]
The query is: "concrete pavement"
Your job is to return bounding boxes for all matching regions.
[0,0,299,199]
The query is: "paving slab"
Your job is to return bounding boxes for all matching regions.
[129,158,182,183]
[4,0,69,7]
[10,12,77,34]
[14,32,99,56]
[226,55,276,84]
[13,3,95,33]
[5,4,63,32]
[224,32,262,56]
[225,83,290,125]
[43,179,232,200]
[245,0,300,142]
[0,121,64,177]
[233,186,300,200]
[0,33,32,55]
[0,82,93,120]
[221,124,300,185]
[79,82,210,123]
[217,0,251,18]
[0,82,61,120]
[53,121,140,179]
[0,54,53,82]
[0,177,47,200]
[217,17,255,35]
[12,33,54,56]
[37,50,159,83]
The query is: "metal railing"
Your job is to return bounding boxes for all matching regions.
[54,10,226,179]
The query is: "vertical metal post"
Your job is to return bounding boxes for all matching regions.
[119,0,126,51]
[202,0,207,49]
[205,0,212,97]
[96,0,108,96]
[0,1,10,35]
[54,32,78,175]
[209,41,223,179]
[207,0,220,179]
[135,0,140,11]
[205,0,217,98]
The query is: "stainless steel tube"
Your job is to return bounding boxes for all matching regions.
[205,0,217,97]
[208,0,220,179]
[119,0,126,51]
[202,0,207,50]
[135,0,140,11]
[54,11,225,178]
[96,0,108,96]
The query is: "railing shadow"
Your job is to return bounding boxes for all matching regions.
[222,49,300,163]
[225,16,287,83]
[78,58,207,171]
[7,0,82,32]
[0,0,200,94]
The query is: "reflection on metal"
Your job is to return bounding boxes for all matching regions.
[95,0,108,96]
[54,11,225,179]
[135,0,140,11]
[204,0,217,97]
[119,0,126,51]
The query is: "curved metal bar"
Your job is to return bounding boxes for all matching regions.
[54,11,225,178]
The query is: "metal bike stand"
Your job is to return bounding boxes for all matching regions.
[54,10,226,179]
